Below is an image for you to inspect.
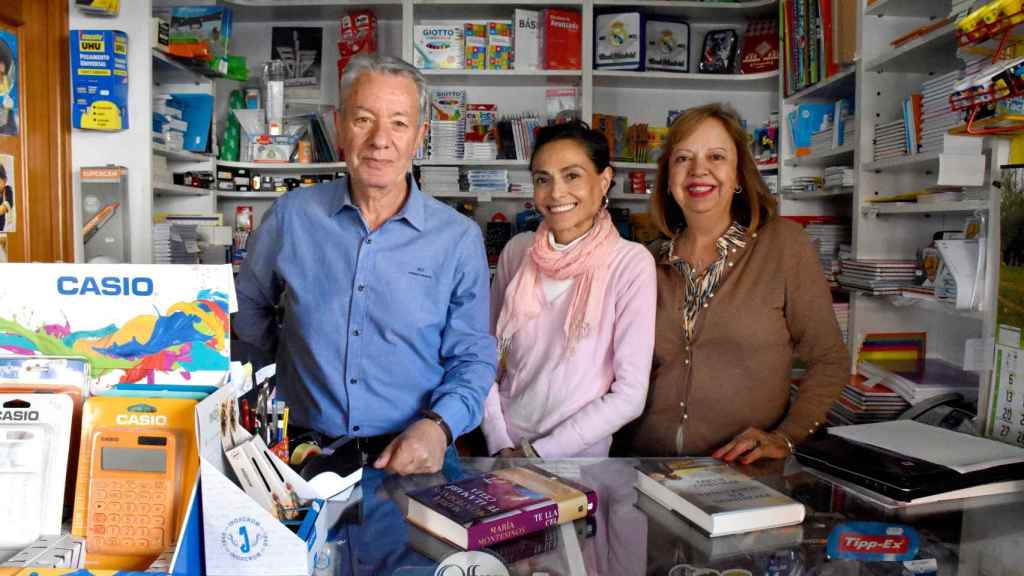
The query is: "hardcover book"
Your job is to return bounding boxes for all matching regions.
[405,465,597,550]
[542,9,582,70]
[635,459,805,537]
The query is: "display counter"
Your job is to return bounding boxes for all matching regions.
[311,455,1024,575]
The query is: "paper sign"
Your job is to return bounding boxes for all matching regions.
[964,338,995,371]
[0,264,236,390]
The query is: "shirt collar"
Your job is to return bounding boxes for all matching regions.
[657,221,750,265]
[331,173,426,231]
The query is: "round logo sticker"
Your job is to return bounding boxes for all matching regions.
[434,551,510,576]
[221,517,269,562]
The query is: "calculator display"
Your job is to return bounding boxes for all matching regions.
[100,447,166,473]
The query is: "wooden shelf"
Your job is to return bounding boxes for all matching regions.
[217,161,347,172]
[784,144,855,168]
[153,182,212,197]
[865,22,959,74]
[864,0,950,18]
[784,67,856,104]
[594,70,778,92]
[863,152,941,172]
[861,200,990,215]
[594,0,776,20]
[153,144,213,163]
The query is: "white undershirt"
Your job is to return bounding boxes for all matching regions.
[541,230,590,302]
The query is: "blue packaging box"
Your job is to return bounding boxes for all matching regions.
[71,29,129,131]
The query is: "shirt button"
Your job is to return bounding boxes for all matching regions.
[353,426,361,432]
[684,359,690,365]
[365,238,373,245]
[728,262,734,267]
[350,378,357,384]
[352,329,361,336]
[679,402,685,407]
[357,285,365,292]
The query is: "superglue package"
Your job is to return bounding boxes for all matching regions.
[0,394,74,551]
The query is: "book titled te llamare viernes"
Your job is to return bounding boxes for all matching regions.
[636,459,805,537]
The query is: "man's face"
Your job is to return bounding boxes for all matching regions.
[339,72,426,195]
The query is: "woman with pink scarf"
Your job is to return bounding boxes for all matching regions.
[481,121,657,458]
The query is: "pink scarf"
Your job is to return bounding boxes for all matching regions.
[496,210,620,356]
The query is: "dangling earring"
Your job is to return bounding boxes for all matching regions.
[734,186,743,195]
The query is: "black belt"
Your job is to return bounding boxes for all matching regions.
[290,425,398,459]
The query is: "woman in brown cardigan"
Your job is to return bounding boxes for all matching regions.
[625,103,848,463]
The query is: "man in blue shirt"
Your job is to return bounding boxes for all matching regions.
[234,55,497,476]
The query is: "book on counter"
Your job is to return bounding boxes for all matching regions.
[405,464,597,550]
[636,492,803,564]
[408,515,596,566]
[635,458,805,537]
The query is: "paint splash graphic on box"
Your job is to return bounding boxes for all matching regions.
[0,289,230,384]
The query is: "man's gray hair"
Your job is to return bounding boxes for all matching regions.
[339,54,429,124]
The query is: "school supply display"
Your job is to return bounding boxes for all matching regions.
[645,19,689,72]
[71,30,129,131]
[697,29,738,74]
[595,12,644,70]
[406,465,597,550]
[1,534,86,569]
[0,264,236,390]
[740,19,779,74]
[0,394,74,551]
[338,10,377,76]
[414,25,464,69]
[71,396,199,570]
[635,459,805,537]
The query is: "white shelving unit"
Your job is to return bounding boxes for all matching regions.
[153,182,215,197]
[860,200,990,216]
[129,0,781,259]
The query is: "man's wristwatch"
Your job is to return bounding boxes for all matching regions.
[420,409,453,446]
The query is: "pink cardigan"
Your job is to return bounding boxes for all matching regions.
[482,232,657,457]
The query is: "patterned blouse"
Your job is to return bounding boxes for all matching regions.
[662,222,748,340]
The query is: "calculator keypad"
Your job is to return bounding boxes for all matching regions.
[87,478,171,555]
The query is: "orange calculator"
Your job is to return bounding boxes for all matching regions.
[86,429,177,556]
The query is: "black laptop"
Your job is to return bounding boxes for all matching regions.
[794,435,1024,503]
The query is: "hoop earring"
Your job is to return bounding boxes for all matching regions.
[601,195,610,209]
[735,186,743,195]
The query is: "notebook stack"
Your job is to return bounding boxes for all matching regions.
[837,259,917,295]
[781,176,823,196]
[420,166,461,196]
[823,167,854,192]
[827,374,910,426]
[805,223,850,284]
[467,169,509,194]
[833,301,849,343]
[858,358,979,404]
[873,119,907,161]
[508,171,534,196]
[810,127,834,155]
[153,223,201,264]
[920,69,963,155]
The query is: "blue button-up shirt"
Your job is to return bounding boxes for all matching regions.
[233,176,497,439]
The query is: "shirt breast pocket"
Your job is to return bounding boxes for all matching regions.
[386,263,449,330]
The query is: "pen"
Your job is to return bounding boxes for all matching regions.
[282,407,289,442]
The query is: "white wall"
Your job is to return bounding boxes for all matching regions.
[69,0,153,263]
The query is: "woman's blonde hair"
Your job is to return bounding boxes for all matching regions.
[650,103,777,237]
